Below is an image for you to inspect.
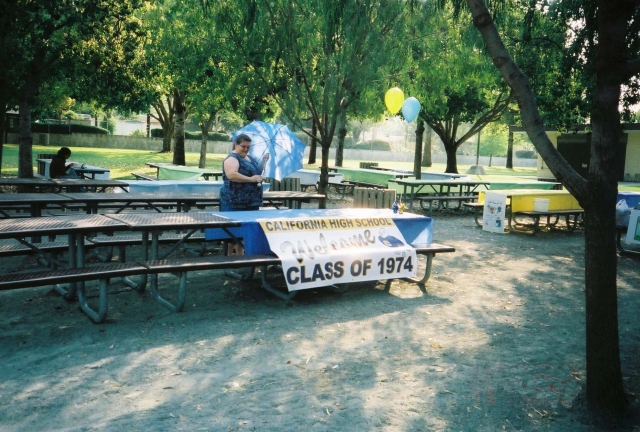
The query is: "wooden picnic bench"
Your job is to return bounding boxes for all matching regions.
[131,172,158,181]
[463,202,485,227]
[0,242,455,323]
[417,195,478,212]
[463,202,584,234]
[510,209,584,234]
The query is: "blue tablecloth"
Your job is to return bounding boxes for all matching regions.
[205,208,433,255]
[618,191,640,209]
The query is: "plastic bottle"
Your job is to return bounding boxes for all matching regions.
[392,197,399,213]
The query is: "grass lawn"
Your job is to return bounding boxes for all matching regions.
[1,144,228,179]
[1,144,538,180]
[2,144,638,191]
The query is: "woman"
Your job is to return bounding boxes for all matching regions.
[49,147,80,179]
[220,134,269,255]
[220,134,269,211]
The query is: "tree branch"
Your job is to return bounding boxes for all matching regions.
[466,0,588,194]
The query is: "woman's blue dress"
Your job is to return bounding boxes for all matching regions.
[220,153,263,211]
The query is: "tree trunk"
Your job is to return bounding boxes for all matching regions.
[413,120,425,179]
[151,96,175,153]
[506,128,514,169]
[422,122,433,168]
[172,89,186,166]
[198,112,216,168]
[308,121,318,165]
[443,139,458,174]
[317,141,331,209]
[465,0,629,414]
[0,95,7,176]
[335,109,346,167]
[162,127,173,153]
[582,0,627,413]
[18,82,37,179]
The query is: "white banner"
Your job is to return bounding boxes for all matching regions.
[259,216,418,291]
[482,192,508,234]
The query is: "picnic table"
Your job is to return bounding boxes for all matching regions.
[58,192,224,214]
[0,208,454,321]
[0,191,326,218]
[36,159,111,180]
[0,193,71,217]
[0,177,129,193]
[144,162,222,181]
[0,177,60,192]
[392,178,561,211]
[48,178,130,192]
[205,208,434,254]
[38,159,110,179]
[330,166,413,188]
[74,166,111,180]
[0,213,129,298]
[103,212,240,294]
[203,208,452,299]
[477,189,583,234]
[0,212,240,322]
[370,167,471,180]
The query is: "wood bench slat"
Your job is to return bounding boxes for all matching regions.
[413,243,456,254]
[89,233,206,247]
[131,172,157,181]
[143,254,281,273]
[0,263,147,291]
[0,240,95,257]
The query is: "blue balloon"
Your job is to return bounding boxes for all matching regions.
[401,97,421,122]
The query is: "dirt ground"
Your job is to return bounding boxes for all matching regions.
[0,203,639,431]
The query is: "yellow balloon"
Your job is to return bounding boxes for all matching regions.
[385,87,404,114]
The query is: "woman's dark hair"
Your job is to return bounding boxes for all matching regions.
[57,147,71,157]
[234,134,252,145]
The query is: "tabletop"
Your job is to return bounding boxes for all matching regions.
[0,214,128,239]
[49,178,129,192]
[0,177,57,192]
[145,162,178,169]
[59,192,221,203]
[74,166,111,179]
[105,211,239,230]
[60,192,223,213]
[0,192,69,204]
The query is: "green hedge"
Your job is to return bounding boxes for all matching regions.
[150,128,231,141]
[515,150,537,159]
[353,140,391,151]
[31,123,109,135]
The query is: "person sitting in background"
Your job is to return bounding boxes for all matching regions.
[49,147,80,179]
